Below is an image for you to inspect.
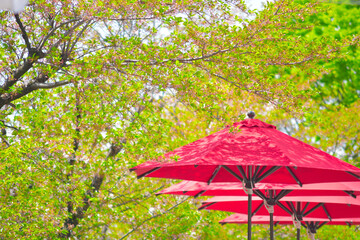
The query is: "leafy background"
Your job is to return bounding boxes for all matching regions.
[1,0,360,239]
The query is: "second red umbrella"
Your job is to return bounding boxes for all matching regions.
[157,180,360,239]
[221,213,360,240]
[201,195,360,239]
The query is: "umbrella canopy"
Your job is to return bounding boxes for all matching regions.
[222,213,360,226]
[157,181,360,198]
[221,213,360,240]
[159,180,360,239]
[220,213,329,225]
[202,196,360,239]
[131,118,360,186]
[201,196,360,220]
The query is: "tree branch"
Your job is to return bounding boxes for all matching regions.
[32,81,71,89]
[14,13,31,51]
[119,197,190,240]
[38,18,82,50]
[47,20,87,55]
[1,60,33,93]
[0,135,10,147]
[1,15,47,94]
[118,49,251,66]
[0,120,19,131]
[274,0,285,16]
[66,20,93,60]
[59,171,105,238]
[0,79,71,109]
[265,56,314,66]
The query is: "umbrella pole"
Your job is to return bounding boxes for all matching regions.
[297,228,300,240]
[248,193,252,240]
[270,212,274,240]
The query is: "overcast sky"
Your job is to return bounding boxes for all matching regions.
[245,0,267,11]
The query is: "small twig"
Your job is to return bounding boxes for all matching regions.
[0,120,19,131]
[119,197,190,240]
[274,0,285,16]
[46,20,87,54]
[38,18,82,50]
[0,135,10,147]
[67,20,93,58]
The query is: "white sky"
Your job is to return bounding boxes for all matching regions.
[245,0,267,11]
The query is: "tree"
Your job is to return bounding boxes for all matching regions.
[0,0,355,238]
[268,2,360,167]
[264,2,360,239]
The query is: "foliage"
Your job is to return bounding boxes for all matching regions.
[267,2,360,239]
[0,0,358,239]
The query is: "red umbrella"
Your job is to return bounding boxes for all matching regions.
[220,213,328,225]
[130,112,360,239]
[201,195,360,218]
[157,180,360,239]
[157,181,360,198]
[220,213,360,240]
[201,195,360,239]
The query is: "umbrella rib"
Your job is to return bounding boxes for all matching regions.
[286,202,296,214]
[255,166,267,180]
[303,203,324,217]
[137,167,161,179]
[237,166,248,181]
[285,167,302,187]
[194,190,206,198]
[274,190,293,202]
[253,189,267,200]
[346,221,351,227]
[297,202,301,214]
[252,201,264,217]
[269,189,274,199]
[321,205,332,221]
[208,165,221,185]
[301,202,310,215]
[317,221,328,229]
[309,221,315,231]
[277,201,293,215]
[249,166,253,186]
[344,190,356,199]
[292,202,298,213]
[222,165,243,182]
[254,166,260,179]
[346,171,360,180]
[256,166,281,183]
[198,202,217,210]
[315,221,320,229]
[301,222,307,228]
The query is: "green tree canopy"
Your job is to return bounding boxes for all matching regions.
[0,0,358,239]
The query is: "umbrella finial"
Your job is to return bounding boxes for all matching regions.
[247,111,255,119]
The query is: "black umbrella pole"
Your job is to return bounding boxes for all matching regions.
[248,194,252,240]
[270,212,274,240]
[297,228,300,240]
